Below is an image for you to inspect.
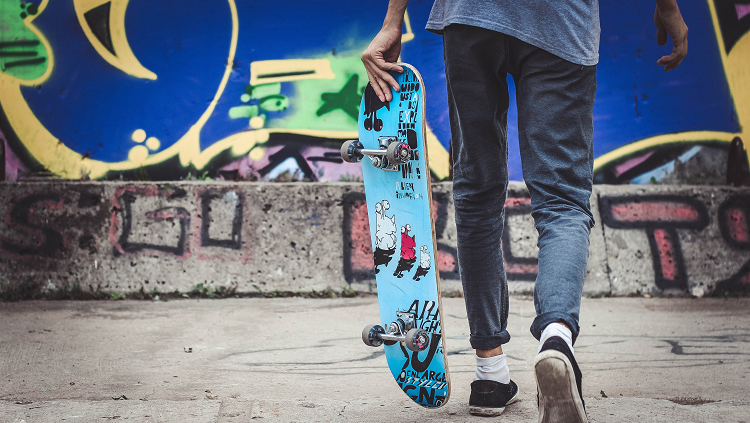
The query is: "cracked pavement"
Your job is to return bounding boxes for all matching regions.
[1,297,749,422]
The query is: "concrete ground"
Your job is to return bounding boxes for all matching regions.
[1,296,749,422]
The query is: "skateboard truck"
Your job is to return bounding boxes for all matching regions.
[340,137,411,171]
[362,312,430,352]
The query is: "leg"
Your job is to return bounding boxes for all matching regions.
[509,37,595,423]
[443,23,512,353]
[444,24,519,417]
[509,38,596,343]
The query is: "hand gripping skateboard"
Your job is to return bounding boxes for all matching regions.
[341,63,451,408]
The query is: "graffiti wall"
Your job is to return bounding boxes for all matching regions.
[599,186,750,295]
[0,181,746,296]
[0,182,353,294]
[0,0,748,182]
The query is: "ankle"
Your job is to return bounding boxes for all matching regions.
[475,353,510,384]
[476,345,503,358]
[539,322,574,355]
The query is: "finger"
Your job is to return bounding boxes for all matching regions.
[378,67,401,95]
[383,63,404,91]
[384,62,404,75]
[657,39,687,71]
[656,54,678,68]
[374,71,395,101]
[365,63,396,101]
[370,59,402,93]
[363,57,393,100]
[364,68,386,103]
[667,53,685,71]
[656,52,684,72]
[365,64,398,100]
[664,56,683,72]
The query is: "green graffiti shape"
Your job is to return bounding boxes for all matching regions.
[228,105,259,119]
[316,73,361,120]
[0,0,48,80]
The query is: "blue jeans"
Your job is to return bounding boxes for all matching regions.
[443,24,596,350]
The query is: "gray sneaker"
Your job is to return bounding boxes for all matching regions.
[535,336,587,423]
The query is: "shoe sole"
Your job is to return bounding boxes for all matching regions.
[534,350,587,423]
[468,390,518,417]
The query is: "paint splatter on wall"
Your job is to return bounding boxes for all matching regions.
[0,1,748,182]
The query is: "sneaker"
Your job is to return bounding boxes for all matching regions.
[534,336,587,423]
[469,379,519,417]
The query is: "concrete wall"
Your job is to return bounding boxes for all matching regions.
[2,1,749,184]
[1,182,747,296]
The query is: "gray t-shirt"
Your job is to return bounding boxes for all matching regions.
[426,0,600,66]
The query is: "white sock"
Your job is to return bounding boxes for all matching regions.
[474,353,510,384]
[538,322,574,355]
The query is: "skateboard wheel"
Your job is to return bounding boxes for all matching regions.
[405,328,430,352]
[386,141,411,165]
[340,140,363,163]
[362,324,385,347]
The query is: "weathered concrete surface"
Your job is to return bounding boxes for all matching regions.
[1,297,749,422]
[0,181,747,296]
[596,185,750,295]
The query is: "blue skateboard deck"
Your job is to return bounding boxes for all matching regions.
[356,64,451,408]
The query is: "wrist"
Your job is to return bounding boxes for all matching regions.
[382,22,403,34]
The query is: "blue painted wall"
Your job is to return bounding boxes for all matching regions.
[1,0,747,182]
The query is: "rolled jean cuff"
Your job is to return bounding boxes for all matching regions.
[469,331,511,350]
[530,312,581,344]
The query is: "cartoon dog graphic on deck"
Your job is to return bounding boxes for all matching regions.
[373,200,397,273]
[394,225,417,278]
[412,245,431,281]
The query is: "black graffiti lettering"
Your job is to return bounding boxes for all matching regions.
[113,191,190,257]
[77,192,101,208]
[200,189,243,249]
[0,193,64,258]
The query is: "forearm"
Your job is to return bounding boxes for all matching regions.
[655,0,679,13]
[382,0,409,30]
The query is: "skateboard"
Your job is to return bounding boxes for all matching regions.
[341,63,451,408]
